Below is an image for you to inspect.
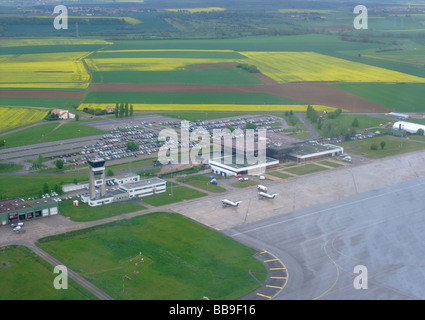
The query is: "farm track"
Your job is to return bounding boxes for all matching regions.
[88,82,392,113]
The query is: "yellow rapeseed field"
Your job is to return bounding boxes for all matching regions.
[0,107,49,132]
[79,103,338,113]
[239,51,425,83]
[85,57,236,72]
[0,52,92,89]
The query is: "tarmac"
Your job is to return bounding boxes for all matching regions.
[1,148,425,300]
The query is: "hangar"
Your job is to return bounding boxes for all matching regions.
[0,198,58,226]
[393,121,425,135]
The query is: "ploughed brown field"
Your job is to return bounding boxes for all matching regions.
[89,81,392,113]
[0,90,86,99]
[0,72,392,113]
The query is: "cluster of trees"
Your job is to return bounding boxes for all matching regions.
[237,63,260,73]
[31,154,44,170]
[306,105,359,139]
[115,103,134,118]
[40,182,63,197]
[44,110,60,121]
[126,141,139,151]
[305,105,320,124]
[83,107,108,116]
[371,141,386,151]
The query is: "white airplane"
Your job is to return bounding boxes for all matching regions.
[222,199,242,207]
[257,185,268,192]
[258,192,278,200]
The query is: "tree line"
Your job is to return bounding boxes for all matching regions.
[115,103,134,118]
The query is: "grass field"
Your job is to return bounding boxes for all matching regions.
[338,135,425,159]
[0,122,104,149]
[0,245,97,300]
[91,68,263,85]
[36,212,267,300]
[0,163,23,173]
[317,114,392,138]
[267,171,293,179]
[330,83,425,113]
[176,174,226,193]
[0,175,81,199]
[141,181,207,206]
[284,163,330,176]
[0,97,83,109]
[82,91,307,105]
[59,200,146,222]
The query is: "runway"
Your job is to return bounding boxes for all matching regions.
[224,177,425,299]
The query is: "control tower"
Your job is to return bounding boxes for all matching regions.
[87,158,106,200]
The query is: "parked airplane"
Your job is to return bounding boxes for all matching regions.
[257,185,268,192]
[258,192,278,200]
[222,199,242,207]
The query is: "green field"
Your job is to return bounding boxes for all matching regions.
[0,163,23,173]
[0,122,104,149]
[330,83,425,113]
[36,212,267,300]
[267,171,293,179]
[176,174,226,193]
[285,163,330,176]
[83,91,307,105]
[59,200,146,222]
[338,135,425,159]
[0,175,83,199]
[0,245,97,300]
[91,68,264,85]
[141,181,207,206]
[0,97,83,109]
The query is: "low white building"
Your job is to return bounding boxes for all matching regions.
[63,173,140,193]
[289,142,344,162]
[210,155,279,177]
[118,177,167,199]
[51,109,76,120]
[80,177,166,207]
[393,121,425,135]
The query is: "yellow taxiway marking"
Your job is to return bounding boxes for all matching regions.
[271,276,287,279]
[266,285,283,289]
[256,293,272,299]
[270,267,286,270]
[264,258,278,262]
